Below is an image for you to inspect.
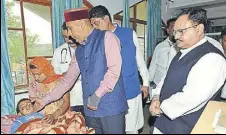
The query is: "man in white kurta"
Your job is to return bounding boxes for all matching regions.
[149,19,224,99]
[123,30,149,134]
[148,18,179,98]
[149,8,226,134]
[51,22,84,115]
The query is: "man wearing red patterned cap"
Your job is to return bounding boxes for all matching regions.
[33,7,128,134]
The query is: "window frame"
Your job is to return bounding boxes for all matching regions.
[7,0,53,89]
[8,0,93,90]
[113,0,166,60]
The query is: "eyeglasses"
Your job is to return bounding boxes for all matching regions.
[173,24,199,37]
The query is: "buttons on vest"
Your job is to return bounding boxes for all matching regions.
[85,57,88,60]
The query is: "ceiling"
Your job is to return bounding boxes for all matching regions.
[23,2,51,22]
[20,0,92,22]
[19,0,226,26]
[168,0,226,26]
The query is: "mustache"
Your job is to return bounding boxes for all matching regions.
[68,36,80,45]
[176,39,182,42]
[171,36,176,43]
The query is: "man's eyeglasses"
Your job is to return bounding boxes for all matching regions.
[173,24,199,37]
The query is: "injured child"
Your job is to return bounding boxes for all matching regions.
[10,98,44,134]
[11,98,95,134]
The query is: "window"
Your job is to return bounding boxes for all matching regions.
[23,2,53,57]
[114,0,166,60]
[137,23,147,59]
[6,0,94,90]
[6,0,53,89]
[114,1,149,60]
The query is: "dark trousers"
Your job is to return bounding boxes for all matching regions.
[85,112,126,134]
[71,105,85,117]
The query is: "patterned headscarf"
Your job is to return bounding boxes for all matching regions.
[28,57,62,84]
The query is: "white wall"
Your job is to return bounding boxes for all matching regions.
[162,0,226,25]
[211,18,226,26]
[169,0,226,9]
[161,0,180,24]
[206,6,226,19]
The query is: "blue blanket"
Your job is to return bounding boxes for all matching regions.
[10,112,44,134]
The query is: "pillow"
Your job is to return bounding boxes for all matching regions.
[1,114,19,134]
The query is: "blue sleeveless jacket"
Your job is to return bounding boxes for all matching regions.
[76,29,128,117]
[114,26,141,99]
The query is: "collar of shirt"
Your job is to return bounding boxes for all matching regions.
[80,28,94,45]
[112,24,118,32]
[180,37,207,59]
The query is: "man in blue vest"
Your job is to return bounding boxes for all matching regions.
[89,5,150,134]
[149,8,226,134]
[32,7,128,134]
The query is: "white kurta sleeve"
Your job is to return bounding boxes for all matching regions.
[206,36,225,55]
[132,31,149,86]
[151,75,165,99]
[148,44,159,83]
[161,53,226,120]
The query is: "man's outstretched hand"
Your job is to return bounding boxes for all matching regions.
[32,98,46,112]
